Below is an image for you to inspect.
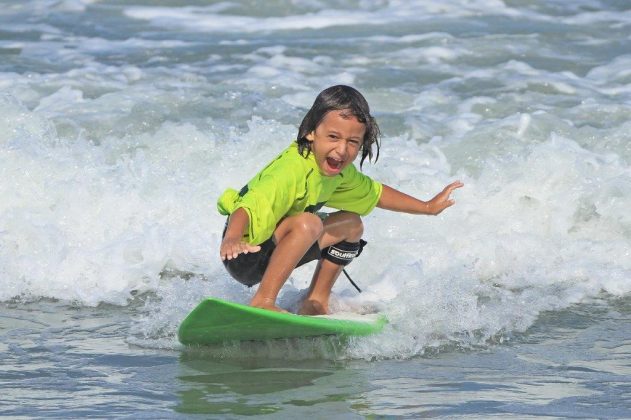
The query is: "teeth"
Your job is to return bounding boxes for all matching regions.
[327,157,341,168]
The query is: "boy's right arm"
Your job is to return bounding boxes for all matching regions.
[220,208,261,261]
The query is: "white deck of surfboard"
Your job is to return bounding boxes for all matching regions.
[313,312,383,323]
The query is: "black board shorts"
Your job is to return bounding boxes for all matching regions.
[222,230,322,287]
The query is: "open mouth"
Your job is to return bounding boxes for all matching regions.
[326,157,343,171]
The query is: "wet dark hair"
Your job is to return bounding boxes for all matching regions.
[296,85,381,168]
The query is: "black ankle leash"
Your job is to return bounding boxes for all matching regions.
[342,269,362,293]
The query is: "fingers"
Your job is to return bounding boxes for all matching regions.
[222,245,240,261]
[444,180,464,193]
[431,181,462,215]
[221,245,242,261]
[441,180,464,202]
[248,244,262,253]
[220,241,261,261]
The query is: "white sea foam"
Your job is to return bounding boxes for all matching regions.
[6,96,626,356]
[122,0,543,34]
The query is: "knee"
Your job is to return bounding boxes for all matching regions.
[346,213,364,241]
[293,213,324,240]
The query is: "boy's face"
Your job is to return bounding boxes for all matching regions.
[306,110,366,176]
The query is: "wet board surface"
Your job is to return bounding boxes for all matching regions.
[178,298,386,345]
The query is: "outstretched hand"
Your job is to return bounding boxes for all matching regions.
[220,237,261,261]
[427,180,464,215]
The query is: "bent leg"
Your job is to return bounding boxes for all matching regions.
[299,212,364,315]
[250,212,323,312]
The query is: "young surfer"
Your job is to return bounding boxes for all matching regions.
[218,85,462,315]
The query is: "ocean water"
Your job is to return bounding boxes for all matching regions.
[1,0,630,417]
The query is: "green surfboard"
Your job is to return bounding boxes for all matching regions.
[178,298,386,345]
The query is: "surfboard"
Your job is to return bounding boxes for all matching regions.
[178,297,386,345]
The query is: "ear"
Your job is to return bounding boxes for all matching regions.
[306,131,315,142]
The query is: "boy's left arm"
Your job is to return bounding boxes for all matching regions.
[377,181,463,215]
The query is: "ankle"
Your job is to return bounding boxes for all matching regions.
[250,297,287,313]
[299,299,328,315]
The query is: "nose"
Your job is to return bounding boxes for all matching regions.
[336,140,347,156]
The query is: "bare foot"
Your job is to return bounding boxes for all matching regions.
[250,297,288,313]
[298,299,328,315]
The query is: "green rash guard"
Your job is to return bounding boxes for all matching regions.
[217,142,383,245]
